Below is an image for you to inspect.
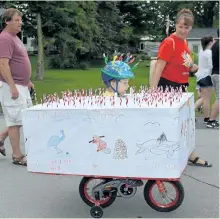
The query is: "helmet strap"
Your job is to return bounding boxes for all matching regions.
[116,80,119,93]
[107,80,120,96]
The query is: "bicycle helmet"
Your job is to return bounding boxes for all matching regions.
[101,60,134,93]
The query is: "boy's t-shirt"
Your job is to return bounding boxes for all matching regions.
[103,90,114,97]
[157,33,193,84]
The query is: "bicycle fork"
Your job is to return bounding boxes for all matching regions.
[156,180,166,193]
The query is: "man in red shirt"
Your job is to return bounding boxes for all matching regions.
[0,8,34,166]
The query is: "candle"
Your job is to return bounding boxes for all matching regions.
[126,97,128,106]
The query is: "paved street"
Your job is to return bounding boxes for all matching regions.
[0,116,219,218]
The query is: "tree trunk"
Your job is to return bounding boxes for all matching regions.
[35,13,44,80]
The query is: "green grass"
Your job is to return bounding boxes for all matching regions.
[30,55,199,98]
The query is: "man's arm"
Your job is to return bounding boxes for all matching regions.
[0,58,19,99]
[0,58,15,87]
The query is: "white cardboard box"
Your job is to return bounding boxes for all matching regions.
[22,92,195,179]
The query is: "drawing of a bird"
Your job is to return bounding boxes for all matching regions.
[47,130,65,153]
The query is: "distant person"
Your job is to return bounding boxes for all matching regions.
[0,8,34,165]
[207,28,219,129]
[195,36,214,123]
[151,8,212,167]
[194,74,203,115]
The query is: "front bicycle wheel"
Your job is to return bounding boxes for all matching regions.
[143,180,184,212]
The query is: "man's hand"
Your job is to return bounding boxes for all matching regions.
[28,81,34,90]
[10,86,19,100]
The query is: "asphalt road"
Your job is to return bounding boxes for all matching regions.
[0,116,219,218]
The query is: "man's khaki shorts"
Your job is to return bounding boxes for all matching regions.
[0,81,32,127]
[211,74,219,100]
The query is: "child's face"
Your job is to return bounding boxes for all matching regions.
[111,79,129,96]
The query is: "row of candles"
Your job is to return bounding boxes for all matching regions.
[39,86,187,108]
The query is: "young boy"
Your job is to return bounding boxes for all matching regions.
[101,60,134,97]
[101,59,143,186]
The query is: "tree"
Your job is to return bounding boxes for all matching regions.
[36,12,44,80]
[25,1,62,79]
[45,1,99,68]
[2,0,219,72]
[95,1,122,54]
[193,1,219,27]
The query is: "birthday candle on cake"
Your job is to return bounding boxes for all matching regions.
[113,96,115,106]
[96,96,99,106]
[41,95,43,106]
[49,95,52,105]
[98,88,101,96]
[110,97,112,106]
[126,97,128,106]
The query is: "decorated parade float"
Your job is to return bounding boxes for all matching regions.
[22,85,195,218]
[22,53,195,218]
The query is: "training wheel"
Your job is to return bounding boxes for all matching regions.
[90,206,103,218]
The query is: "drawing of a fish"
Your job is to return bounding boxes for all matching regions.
[136,133,180,158]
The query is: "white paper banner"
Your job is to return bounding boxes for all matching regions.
[22,93,195,179]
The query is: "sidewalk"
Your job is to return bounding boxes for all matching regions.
[0,116,219,218]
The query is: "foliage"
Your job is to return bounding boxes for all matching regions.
[0,1,219,71]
